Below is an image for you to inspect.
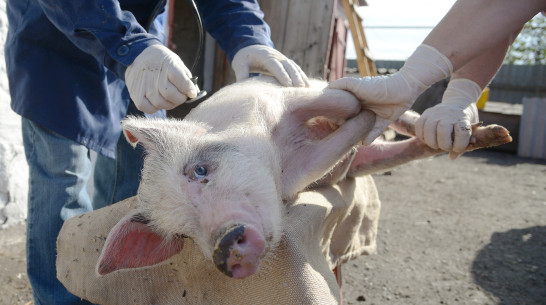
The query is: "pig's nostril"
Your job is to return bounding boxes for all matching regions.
[213,224,246,277]
[213,224,266,278]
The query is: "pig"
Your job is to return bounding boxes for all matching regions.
[97,76,376,279]
[96,76,511,280]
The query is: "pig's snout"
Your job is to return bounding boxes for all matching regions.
[212,224,266,279]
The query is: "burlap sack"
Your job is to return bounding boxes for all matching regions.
[56,176,380,304]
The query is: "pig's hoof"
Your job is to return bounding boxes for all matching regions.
[213,224,266,279]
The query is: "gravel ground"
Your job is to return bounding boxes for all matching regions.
[342,150,546,305]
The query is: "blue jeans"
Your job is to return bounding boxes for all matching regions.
[22,118,143,305]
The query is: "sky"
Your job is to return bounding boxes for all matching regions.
[346,0,457,60]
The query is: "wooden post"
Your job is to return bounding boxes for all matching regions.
[341,0,376,77]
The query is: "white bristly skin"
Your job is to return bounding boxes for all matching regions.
[119,76,374,275]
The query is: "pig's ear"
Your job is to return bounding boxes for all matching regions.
[121,117,164,149]
[123,129,140,147]
[96,210,184,275]
[122,117,208,149]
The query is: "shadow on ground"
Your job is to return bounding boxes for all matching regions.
[472,226,546,305]
[464,149,546,167]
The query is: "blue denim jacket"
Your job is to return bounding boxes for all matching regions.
[5,0,273,158]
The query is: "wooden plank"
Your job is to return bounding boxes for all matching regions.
[210,0,337,90]
[303,0,335,78]
[259,0,289,51]
[341,0,375,76]
[281,0,314,73]
[260,0,334,78]
[326,17,348,81]
[518,98,546,159]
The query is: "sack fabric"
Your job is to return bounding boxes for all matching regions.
[56,176,380,304]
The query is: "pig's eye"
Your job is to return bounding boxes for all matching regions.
[193,165,208,178]
[183,164,211,182]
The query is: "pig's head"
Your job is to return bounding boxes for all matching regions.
[97,117,283,279]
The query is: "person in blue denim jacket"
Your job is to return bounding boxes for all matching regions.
[4,1,308,304]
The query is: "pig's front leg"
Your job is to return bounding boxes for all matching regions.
[348,112,512,177]
[391,110,513,158]
[390,110,512,152]
[274,88,377,198]
[284,110,375,198]
[348,138,440,177]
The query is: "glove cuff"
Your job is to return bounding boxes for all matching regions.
[442,78,483,107]
[125,44,167,82]
[399,44,453,93]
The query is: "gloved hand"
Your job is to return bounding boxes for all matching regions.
[232,45,309,87]
[125,44,198,114]
[415,78,481,159]
[328,44,452,145]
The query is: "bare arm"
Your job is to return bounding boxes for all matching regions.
[328,0,545,147]
[450,29,520,88]
[413,0,538,154]
[423,0,545,72]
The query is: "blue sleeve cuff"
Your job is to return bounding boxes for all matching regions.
[196,0,275,62]
[104,37,163,81]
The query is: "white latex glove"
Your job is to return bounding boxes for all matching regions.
[125,44,198,114]
[328,44,452,145]
[232,45,310,87]
[415,78,481,159]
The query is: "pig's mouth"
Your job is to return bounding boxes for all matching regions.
[212,223,266,279]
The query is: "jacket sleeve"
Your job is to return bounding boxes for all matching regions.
[35,0,164,80]
[196,0,275,62]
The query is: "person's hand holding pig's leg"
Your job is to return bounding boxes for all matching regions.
[328,44,453,144]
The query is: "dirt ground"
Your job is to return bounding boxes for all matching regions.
[1,149,545,305]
